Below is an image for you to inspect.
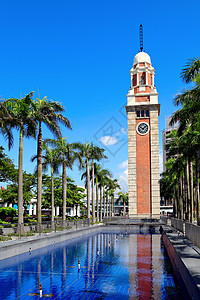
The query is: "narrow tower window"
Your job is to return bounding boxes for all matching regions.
[140,72,146,85]
[140,76,145,85]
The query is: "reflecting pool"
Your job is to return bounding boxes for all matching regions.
[0,232,182,299]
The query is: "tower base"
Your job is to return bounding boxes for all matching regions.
[128,213,160,220]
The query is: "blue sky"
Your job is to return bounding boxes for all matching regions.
[0,0,199,191]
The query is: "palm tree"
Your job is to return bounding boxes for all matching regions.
[91,164,112,222]
[32,97,71,224]
[169,58,200,224]
[80,146,108,223]
[44,138,80,223]
[180,57,200,83]
[109,179,120,217]
[5,93,37,232]
[90,145,107,223]
[98,169,112,221]
[102,176,112,217]
[75,142,93,219]
[0,99,18,150]
[116,192,128,216]
[94,164,101,222]
[42,145,60,224]
[165,128,197,222]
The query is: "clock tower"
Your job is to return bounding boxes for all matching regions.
[126,50,160,218]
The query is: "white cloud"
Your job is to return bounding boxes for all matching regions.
[99,135,118,146]
[119,160,128,169]
[118,160,128,192]
[118,168,128,192]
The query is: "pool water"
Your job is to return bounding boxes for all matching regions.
[0,232,182,299]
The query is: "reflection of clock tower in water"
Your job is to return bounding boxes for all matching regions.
[126,48,160,218]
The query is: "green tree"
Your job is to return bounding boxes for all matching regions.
[5,93,37,231]
[0,99,20,150]
[32,97,72,224]
[0,147,17,183]
[0,172,35,215]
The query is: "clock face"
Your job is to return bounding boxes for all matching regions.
[137,122,149,135]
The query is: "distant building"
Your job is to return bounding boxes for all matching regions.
[162,117,179,172]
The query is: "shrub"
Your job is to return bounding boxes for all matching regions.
[4,217,12,223]
[0,221,12,227]
[0,236,12,241]
[26,232,35,236]
[27,219,37,223]
[0,207,17,221]
[13,217,18,223]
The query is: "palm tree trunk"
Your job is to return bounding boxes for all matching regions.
[112,197,114,216]
[177,180,180,219]
[92,163,95,223]
[173,188,177,218]
[106,191,108,217]
[86,159,90,219]
[62,162,67,223]
[18,129,24,234]
[109,194,112,217]
[190,161,194,223]
[186,160,190,221]
[197,150,200,225]
[37,124,43,226]
[96,177,99,222]
[103,184,105,218]
[100,186,102,222]
[184,166,187,219]
[51,164,54,224]
[180,175,183,219]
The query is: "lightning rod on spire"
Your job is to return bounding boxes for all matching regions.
[139,24,143,52]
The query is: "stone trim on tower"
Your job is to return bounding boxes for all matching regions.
[127,107,137,216]
[150,107,160,218]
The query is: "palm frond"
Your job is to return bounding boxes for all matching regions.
[180,57,200,83]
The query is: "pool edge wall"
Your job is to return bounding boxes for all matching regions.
[0,225,104,261]
[162,230,200,300]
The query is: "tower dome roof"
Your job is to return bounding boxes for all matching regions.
[133,51,151,65]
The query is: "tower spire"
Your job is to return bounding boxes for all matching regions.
[139,24,143,52]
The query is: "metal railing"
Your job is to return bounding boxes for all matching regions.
[0,218,96,240]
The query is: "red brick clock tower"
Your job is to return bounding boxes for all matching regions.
[126,51,160,218]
